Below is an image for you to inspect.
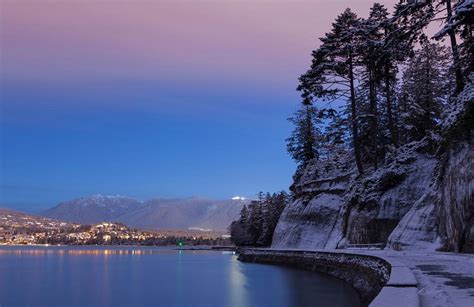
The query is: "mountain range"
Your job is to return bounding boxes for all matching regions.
[0,207,77,230]
[42,194,247,232]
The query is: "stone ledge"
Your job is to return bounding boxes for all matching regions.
[385,266,418,287]
[366,254,419,307]
[237,248,420,307]
[369,287,419,307]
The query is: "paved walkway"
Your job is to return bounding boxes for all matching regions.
[354,250,474,307]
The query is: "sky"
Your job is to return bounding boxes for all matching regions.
[0,0,398,211]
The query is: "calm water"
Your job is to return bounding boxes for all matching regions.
[0,246,360,307]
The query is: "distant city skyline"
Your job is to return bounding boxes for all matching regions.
[1,0,398,211]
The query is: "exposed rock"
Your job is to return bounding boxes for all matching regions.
[272,80,473,253]
[273,140,439,250]
[389,81,474,252]
[272,160,352,249]
[345,144,438,247]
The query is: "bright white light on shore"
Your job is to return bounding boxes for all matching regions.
[232,196,246,200]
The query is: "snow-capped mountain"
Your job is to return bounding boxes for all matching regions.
[43,194,143,224]
[42,196,247,231]
[115,198,246,231]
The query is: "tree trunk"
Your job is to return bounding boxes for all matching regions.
[304,106,316,162]
[349,50,364,175]
[369,67,378,170]
[446,0,464,92]
[384,61,399,147]
[468,23,474,73]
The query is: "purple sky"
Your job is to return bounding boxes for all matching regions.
[1,0,398,211]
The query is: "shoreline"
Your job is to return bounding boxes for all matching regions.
[5,245,471,305]
[0,243,236,250]
[237,248,419,307]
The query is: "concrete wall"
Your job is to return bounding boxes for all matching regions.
[237,249,391,306]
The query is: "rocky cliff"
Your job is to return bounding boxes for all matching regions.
[273,80,474,253]
[389,84,474,252]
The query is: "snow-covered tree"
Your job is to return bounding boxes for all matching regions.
[298,8,364,174]
[392,0,471,91]
[358,3,392,169]
[286,103,322,166]
[390,0,435,45]
[291,1,466,182]
[398,38,453,141]
[322,108,349,156]
[434,0,474,81]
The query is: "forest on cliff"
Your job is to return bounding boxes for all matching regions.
[232,0,473,252]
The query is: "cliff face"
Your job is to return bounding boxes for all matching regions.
[272,154,353,250]
[387,140,473,252]
[344,144,438,249]
[439,142,474,252]
[389,84,474,253]
[271,178,348,250]
[272,141,441,251]
[273,82,474,253]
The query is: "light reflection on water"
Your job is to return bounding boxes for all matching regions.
[0,246,361,307]
[0,246,201,256]
[229,255,248,307]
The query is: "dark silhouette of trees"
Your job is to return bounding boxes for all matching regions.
[289,0,472,175]
[286,104,321,165]
[230,192,288,247]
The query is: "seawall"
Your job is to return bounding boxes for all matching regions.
[237,249,418,307]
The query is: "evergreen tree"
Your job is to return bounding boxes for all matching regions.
[442,0,465,92]
[398,38,452,141]
[230,192,288,247]
[359,3,391,169]
[298,8,364,174]
[390,0,435,47]
[322,108,349,157]
[289,0,466,186]
[230,205,251,246]
[257,192,288,246]
[247,200,263,244]
[393,0,470,90]
[286,103,321,165]
[434,0,474,80]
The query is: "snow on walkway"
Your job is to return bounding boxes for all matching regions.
[357,250,474,307]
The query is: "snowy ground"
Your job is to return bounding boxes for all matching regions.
[356,250,474,307]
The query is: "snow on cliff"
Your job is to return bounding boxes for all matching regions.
[273,79,473,252]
